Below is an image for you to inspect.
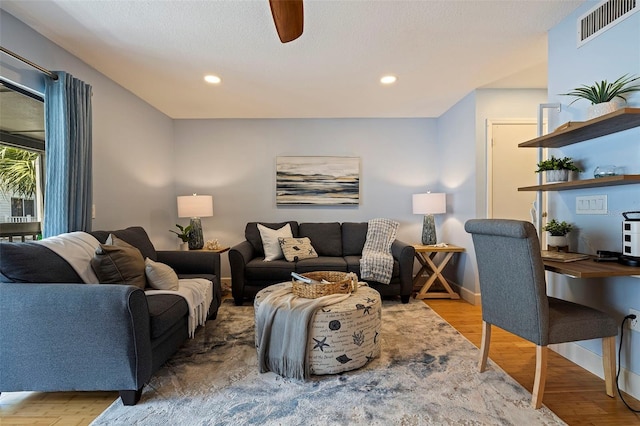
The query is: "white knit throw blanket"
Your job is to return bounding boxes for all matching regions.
[146,278,213,338]
[360,218,399,284]
[37,231,100,283]
[255,283,350,380]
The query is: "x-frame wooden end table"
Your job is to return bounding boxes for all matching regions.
[412,244,465,300]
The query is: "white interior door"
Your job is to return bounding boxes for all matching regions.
[488,122,539,222]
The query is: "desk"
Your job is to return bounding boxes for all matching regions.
[543,257,640,278]
[413,244,465,299]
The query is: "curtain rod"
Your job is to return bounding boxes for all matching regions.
[0,46,58,80]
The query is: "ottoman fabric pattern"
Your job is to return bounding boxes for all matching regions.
[255,283,381,377]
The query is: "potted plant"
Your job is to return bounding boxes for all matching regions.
[170,224,192,251]
[561,74,640,119]
[535,156,582,183]
[543,219,573,248]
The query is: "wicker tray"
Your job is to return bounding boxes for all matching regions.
[292,271,357,299]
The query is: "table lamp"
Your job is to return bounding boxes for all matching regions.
[412,192,446,245]
[177,194,213,250]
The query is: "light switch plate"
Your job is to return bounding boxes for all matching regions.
[576,195,607,214]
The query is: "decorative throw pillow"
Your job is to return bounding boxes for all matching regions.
[257,223,292,261]
[278,237,318,262]
[90,234,147,289]
[144,258,179,291]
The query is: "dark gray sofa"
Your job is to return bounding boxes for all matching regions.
[0,226,222,406]
[229,221,415,305]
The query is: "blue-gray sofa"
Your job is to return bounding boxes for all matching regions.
[0,226,222,405]
[230,221,415,305]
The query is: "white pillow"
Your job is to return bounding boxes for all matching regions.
[257,223,292,261]
[144,258,179,290]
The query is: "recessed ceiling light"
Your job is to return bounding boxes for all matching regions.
[204,75,221,84]
[380,75,397,85]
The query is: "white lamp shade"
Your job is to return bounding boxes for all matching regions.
[177,195,213,218]
[412,193,446,215]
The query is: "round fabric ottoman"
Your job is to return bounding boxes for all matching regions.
[255,283,381,376]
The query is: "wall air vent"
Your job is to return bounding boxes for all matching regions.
[577,0,638,47]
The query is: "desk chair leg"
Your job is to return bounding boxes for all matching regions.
[602,336,616,397]
[478,321,491,372]
[532,345,548,409]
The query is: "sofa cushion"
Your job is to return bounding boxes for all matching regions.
[298,222,343,257]
[91,236,147,289]
[90,226,157,261]
[0,242,83,283]
[245,258,295,281]
[146,294,189,340]
[295,256,348,273]
[278,237,318,262]
[257,223,292,261]
[145,258,179,290]
[245,221,299,256]
[342,222,368,256]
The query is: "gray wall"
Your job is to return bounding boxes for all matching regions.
[437,89,547,300]
[546,3,640,396]
[436,92,478,298]
[0,10,176,247]
[173,118,438,276]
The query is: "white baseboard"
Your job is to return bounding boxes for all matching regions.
[451,281,481,305]
[550,341,640,400]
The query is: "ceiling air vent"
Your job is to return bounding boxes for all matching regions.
[577,0,638,47]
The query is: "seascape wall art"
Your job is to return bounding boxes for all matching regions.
[276,156,360,205]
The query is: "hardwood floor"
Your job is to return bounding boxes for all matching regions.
[0,391,116,426]
[1,299,638,425]
[425,299,640,426]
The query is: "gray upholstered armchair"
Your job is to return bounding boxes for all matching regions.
[464,219,618,409]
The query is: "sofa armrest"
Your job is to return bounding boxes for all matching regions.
[230,241,254,264]
[391,240,416,299]
[0,283,152,393]
[157,250,221,281]
[229,241,255,305]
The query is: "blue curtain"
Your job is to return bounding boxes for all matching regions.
[43,72,92,237]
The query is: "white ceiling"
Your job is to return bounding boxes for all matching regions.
[1,0,584,119]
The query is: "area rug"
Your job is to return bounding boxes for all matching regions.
[92,298,565,425]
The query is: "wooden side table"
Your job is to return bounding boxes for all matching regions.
[412,244,465,300]
[192,247,229,253]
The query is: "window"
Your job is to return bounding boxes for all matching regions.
[11,197,35,218]
[0,79,44,238]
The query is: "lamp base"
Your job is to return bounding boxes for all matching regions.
[421,215,437,245]
[188,218,204,250]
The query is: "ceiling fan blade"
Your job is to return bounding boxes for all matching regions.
[269,0,304,43]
